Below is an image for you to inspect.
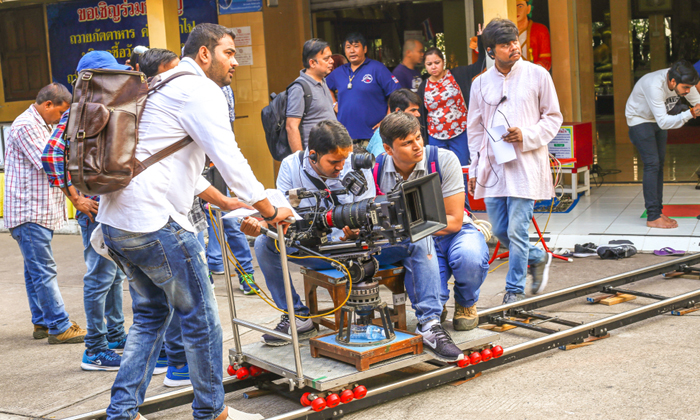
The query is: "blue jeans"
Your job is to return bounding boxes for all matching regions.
[254,234,442,324]
[77,212,126,352]
[428,131,470,165]
[484,197,546,294]
[102,220,224,420]
[434,223,490,308]
[10,222,72,335]
[205,210,254,279]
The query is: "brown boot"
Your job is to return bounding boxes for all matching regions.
[453,303,478,331]
[48,321,87,344]
[33,325,48,339]
[440,305,448,323]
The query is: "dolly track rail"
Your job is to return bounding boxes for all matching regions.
[61,255,700,420]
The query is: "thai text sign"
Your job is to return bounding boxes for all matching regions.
[47,0,217,88]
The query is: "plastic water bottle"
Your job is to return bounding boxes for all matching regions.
[350,325,386,341]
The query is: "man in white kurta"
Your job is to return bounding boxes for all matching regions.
[467,18,563,304]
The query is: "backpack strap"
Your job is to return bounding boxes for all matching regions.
[297,151,340,206]
[425,145,442,182]
[372,153,387,196]
[288,78,314,118]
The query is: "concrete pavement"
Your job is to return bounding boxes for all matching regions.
[1,233,698,419]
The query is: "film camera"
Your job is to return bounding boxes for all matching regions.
[282,153,447,345]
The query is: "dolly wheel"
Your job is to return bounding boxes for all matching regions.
[492,345,504,358]
[236,367,250,380]
[311,397,327,412]
[249,366,264,377]
[457,358,470,368]
[353,385,367,399]
[226,365,237,376]
[469,352,481,365]
[340,389,354,403]
[326,393,340,408]
[300,392,312,407]
[481,348,493,362]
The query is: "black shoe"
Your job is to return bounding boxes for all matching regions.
[502,292,526,305]
[597,244,637,260]
[415,323,464,362]
[261,315,317,347]
[529,253,552,295]
[573,243,597,257]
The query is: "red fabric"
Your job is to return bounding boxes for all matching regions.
[424,70,468,140]
[526,21,551,71]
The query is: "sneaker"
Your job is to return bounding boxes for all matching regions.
[597,244,637,260]
[502,292,526,305]
[163,363,191,387]
[573,243,598,257]
[108,335,127,354]
[33,325,48,339]
[416,322,463,362]
[239,274,259,296]
[225,406,264,420]
[453,303,478,331]
[153,350,168,375]
[261,315,317,347]
[210,269,225,275]
[440,305,448,323]
[81,349,121,371]
[48,321,87,344]
[530,253,552,295]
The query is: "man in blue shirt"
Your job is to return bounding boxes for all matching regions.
[393,39,424,92]
[326,33,400,147]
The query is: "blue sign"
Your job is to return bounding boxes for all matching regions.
[46,0,217,89]
[218,0,262,15]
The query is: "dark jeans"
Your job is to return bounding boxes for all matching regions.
[629,123,667,221]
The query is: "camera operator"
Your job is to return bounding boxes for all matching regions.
[374,111,489,331]
[242,120,465,363]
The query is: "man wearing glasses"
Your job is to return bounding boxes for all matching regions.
[466,18,562,304]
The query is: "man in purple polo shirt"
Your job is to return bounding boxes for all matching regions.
[393,39,424,92]
[326,32,400,149]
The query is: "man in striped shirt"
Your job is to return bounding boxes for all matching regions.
[3,83,87,344]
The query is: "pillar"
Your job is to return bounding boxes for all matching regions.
[548,0,579,122]
[649,14,667,71]
[610,0,632,144]
[146,0,181,54]
[482,0,517,25]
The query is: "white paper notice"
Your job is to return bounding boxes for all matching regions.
[231,26,252,46]
[223,189,301,220]
[486,125,517,164]
[236,46,253,66]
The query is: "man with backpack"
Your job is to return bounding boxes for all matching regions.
[91,24,290,420]
[373,111,490,331]
[286,38,337,152]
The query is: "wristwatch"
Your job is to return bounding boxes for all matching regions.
[262,206,279,222]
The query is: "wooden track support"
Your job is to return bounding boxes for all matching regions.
[479,317,532,332]
[588,293,636,306]
[559,333,610,351]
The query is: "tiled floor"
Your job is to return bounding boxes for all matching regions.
[474,184,700,253]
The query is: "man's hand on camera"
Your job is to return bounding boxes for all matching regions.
[221,197,254,212]
[502,127,523,143]
[468,178,477,196]
[340,226,360,241]
[240,217,265,237]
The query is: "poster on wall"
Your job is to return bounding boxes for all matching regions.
[46,0,217,89]
[218,0,262,15]
[548,126,574,168]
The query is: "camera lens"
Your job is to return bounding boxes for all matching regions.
[324,199,373,229]
[351,153,375,170]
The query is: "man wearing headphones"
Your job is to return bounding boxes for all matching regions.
[625,60,700,229]
[242,120,464,363]
[467,19,563,304]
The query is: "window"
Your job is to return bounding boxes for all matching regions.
[0,5,51,102]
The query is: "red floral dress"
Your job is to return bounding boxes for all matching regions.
[424,70,468,140]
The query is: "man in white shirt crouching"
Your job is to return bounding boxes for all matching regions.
[98,23,291,420]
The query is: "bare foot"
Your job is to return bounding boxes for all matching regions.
[647,218,677,229]
[660,214,678,226]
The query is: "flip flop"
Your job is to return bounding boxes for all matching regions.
[653,247,686,256]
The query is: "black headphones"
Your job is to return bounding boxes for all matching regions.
[487,48,495,59]
[309,151,318,163]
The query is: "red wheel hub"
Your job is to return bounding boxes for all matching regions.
[481,348,493,362]
[249,366,263,377]
[353,385,367,399]
[311,397,327,412]
[469,352,481,365]
[457,358,470,368]
[326,393,340,408]
[340,389,354,403]
[300,392,311,407]
[226,365,236,376]
[235,367,250,380]
[492,345,504,358]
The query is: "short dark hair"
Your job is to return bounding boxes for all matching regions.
[423,47,444,63]
[36,83,71,106]
[388,89,421,111]
[481,18,518,52]
[302,38,330,69]
[308,120,353,156]
[380,111,421,147]
[344,32,367,48]
[140,48,178,78]
[403,39,423,58]
[183,23,236,59]
[668,60,700,86]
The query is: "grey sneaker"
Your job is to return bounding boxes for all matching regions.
[502,292,526,305]
[597,244,637,260]
[416,323,464,362]
[530,253,552,295]
[261,315,316,346]
[573,243,598,257]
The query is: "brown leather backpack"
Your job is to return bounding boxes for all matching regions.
[66,69,193,195]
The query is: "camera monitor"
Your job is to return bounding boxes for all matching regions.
[397,172,447,242]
